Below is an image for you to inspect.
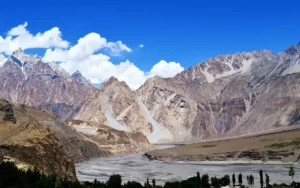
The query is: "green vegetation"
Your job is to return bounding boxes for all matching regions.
[260,139,274,142]
[238,173,243,185]
[260,169,264,188]
[0,161,299,188]
[289,165,295,182]
[267,139,300,148]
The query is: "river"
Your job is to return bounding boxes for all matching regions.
[76,153,299,187]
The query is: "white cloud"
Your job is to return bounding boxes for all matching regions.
[46,42,184,89]
[0,22,184,90]
[0,22,69,54]
[0,53,7,67]
[8,22,29,36]
[106,41,132,56]
[149,60,184,78]
[43,33,184,89]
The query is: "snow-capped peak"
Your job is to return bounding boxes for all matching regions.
[12,47,24,56]
[10,47,42,67]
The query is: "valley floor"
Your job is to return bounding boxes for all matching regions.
[75,153,300,187]
[145,126,300,164]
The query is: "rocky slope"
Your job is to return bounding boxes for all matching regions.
[136,42,300,142]
[67,120,152,155]
[0,48,95,120]
[74,76,173,144]
[0,99,76,180]
[24,105,106,163]
[0,50,152,154]
[2,43,300,146]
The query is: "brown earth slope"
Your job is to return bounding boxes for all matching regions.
[0,99,76,180]
[145,128,300,164]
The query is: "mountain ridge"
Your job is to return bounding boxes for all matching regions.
[1,43,300,145]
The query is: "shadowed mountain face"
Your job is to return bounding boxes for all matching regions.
[1,44,300,145]
[0,48,95,120]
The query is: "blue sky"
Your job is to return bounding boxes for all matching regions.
[0,0,299,88]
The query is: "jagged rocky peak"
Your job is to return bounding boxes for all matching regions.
[71,70,92,86]
[12,47,24,56]
[10,47,42,66]
[0,49,96,120]
[285,43,299,55]
[101,76,131,90]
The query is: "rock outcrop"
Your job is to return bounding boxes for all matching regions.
[2,43,300,146]
[135,43,300,142]
[0,100,16,123]
[0,48,95,120]
[67,120,152,155]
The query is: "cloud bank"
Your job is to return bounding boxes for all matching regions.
[0,22,184,89]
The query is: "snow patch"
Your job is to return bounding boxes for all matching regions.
[241,58,253,74]
[201,65,215,83]
[201,56,253,83]
[281,54,300,76]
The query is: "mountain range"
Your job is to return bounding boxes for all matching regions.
[1,43,300,147]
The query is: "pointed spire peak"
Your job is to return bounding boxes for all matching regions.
[71,70,83,77]
[285,44,298,55]
[101,76,121,88]
[108,76,118,82]
[12,47,24,55]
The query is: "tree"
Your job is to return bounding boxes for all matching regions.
[250,174,254,185]
[107,174,122,188]
[289,165,295,182]
[211,177,220,188]
[145,178,150,188]
[124,181,143,188]
[201,174,210,187]
[232,173,236,186]
[238,173,242,185]
[196,172,201,188]
[265,174,270,188]
[221,175,230,186]
[152,178,156,187]
[259,170,264,188]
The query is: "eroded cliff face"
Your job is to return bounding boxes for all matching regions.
[0,99,76,180]
[67,120,152,155]
[0,48,95,120]
[74,77,152,138]
[136,43,300,142]
[2,43,300,146]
